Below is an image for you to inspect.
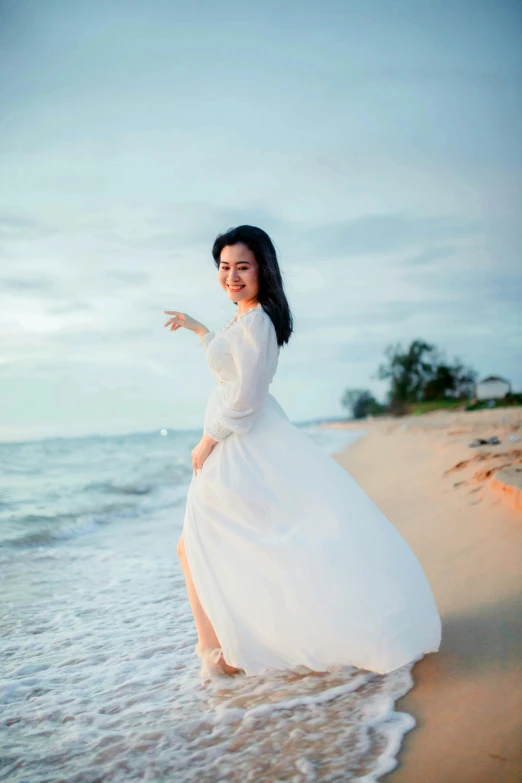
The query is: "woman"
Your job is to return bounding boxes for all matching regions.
[164,225,441,679]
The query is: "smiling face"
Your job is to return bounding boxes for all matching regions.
[218,243,260,306]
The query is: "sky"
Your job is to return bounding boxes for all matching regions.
[1,0,521,442]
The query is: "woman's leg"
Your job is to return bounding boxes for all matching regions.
[177,532,220,650]
[177,533,242,674]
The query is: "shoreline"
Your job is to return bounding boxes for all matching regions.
[328,408,522,783]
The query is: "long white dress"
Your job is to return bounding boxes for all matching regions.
[182,303,441,676]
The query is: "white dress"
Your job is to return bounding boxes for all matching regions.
[182,303,441,676]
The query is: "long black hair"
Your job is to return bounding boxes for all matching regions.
[211,225,294,347]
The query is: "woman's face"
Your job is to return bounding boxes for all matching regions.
[218,243,259,305]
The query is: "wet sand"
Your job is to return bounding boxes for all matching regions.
[329,407,522,783]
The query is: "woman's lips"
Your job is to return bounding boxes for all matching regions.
[228,285,245,291]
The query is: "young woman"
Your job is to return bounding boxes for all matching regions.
[164,225,441,679]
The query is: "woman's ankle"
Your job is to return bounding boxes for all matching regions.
[195,642,222,660]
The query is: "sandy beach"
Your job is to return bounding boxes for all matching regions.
[327,407,522,783]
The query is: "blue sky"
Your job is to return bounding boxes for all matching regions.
[1,0,521,441]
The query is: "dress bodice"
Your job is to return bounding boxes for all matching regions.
[206,333,238,385]
[198,305,280,442]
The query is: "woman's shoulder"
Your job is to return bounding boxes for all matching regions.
[225,304,276,343]
[239,304,273,333]
[239,306,280,354]
[221,303,264,331]
[242,302,266,322]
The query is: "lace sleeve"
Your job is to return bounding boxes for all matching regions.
[203,309,279,442]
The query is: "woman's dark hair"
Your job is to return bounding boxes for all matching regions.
[212,225,293,347]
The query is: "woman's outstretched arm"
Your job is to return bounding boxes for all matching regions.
[163,310,210,341]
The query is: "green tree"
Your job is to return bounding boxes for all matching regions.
[377,339,477,411]
[377,339,435,407]
[423,359,476,401]
[341,388,385,420]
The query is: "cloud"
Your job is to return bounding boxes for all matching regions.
[344,68,522,85]
[0,276,56,292]
[46,301,94,315]
[300,301,422,333]
[0,213,54,240]
[301,213,481,258]
[334,339,390,364]
[397,245,458,267]
[106,270,151,286]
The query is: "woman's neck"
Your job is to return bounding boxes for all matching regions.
[236,300,259,317]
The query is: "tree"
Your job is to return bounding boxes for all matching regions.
[377,339,436,407]
[423,359,477,401]
[377,339,477,411]
[341,388,385,420]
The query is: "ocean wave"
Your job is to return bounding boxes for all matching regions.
[3,514,101,547]
[86,480,154,495]
[1,485,189,549]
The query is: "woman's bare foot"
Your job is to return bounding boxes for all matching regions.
[195,644,245,677]
[218,657,244,677]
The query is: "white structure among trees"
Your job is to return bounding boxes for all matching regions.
[475,376,511,401]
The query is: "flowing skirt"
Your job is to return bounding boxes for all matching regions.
[182,391,441,676]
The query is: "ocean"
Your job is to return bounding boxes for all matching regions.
[1,425,417,782]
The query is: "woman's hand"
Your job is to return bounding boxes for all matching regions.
[164,310,206,337]
[191,434,218,476]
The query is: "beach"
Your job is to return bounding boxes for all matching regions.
[328,407,522,783]
[2,413,521,781]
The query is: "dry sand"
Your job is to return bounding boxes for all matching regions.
[328,407,522,783]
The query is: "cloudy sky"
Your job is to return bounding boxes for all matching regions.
[1,0,521,442]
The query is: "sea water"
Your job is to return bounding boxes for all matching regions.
[1,426,417,782]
